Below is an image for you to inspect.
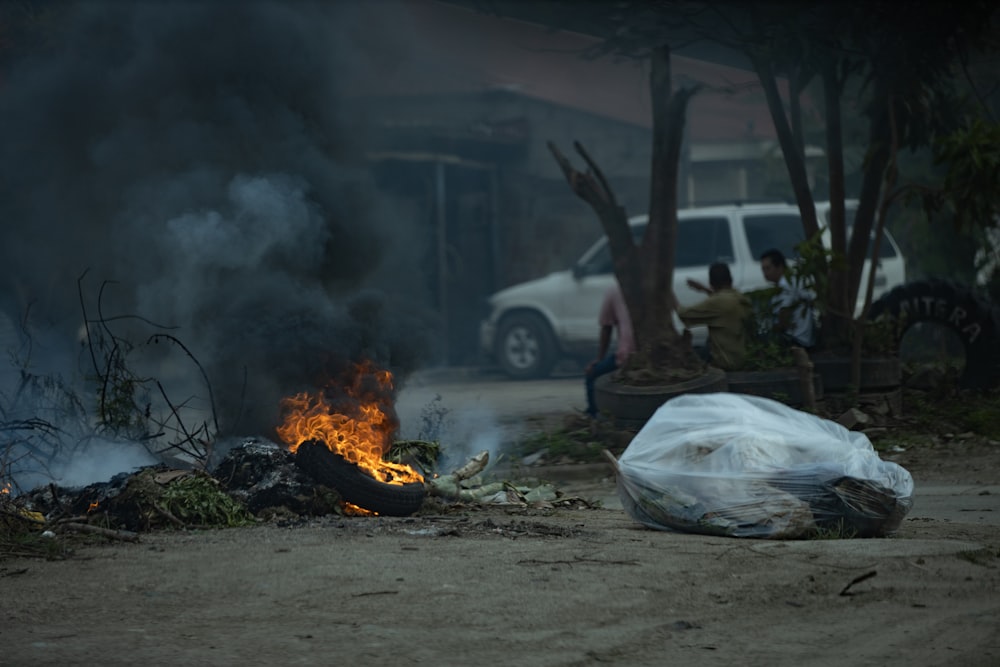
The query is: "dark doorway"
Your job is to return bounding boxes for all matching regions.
[373,156,498,366]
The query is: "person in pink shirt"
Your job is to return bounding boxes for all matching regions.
[584,284,635,418]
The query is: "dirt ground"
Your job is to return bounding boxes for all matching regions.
[2,426,999,667]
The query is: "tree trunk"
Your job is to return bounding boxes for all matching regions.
[851,93,900,390]
[547,44,704,383]
[822,61,850,346]
[631,45,702,376]
[749,52,820,241]
[640,45,680,351]
[789,66,811,162]
[844,81,891,315]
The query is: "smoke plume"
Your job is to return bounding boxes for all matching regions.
[0,0,435,469]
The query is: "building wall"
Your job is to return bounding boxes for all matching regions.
[360,90,802,364]
[362,91,656,288]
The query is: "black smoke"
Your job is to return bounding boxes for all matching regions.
[0,1,435,442]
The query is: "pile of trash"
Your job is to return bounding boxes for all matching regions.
[3,437,592,554]
[610,393,914,539]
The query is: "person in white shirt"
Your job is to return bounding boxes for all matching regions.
[759,248,816,349]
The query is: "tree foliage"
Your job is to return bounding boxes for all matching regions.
[481,1,999,362]
[925,118,1000,232]
[688,2,997,348]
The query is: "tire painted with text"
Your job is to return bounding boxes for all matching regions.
[869,279,1000,388]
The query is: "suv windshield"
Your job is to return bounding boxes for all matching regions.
[743,207,897,260]
[579,216,733,275]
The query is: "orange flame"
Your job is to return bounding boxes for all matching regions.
[88,501,99,513]
[1,483,10,495]
[276,361,423,486]
[342,501,377,516]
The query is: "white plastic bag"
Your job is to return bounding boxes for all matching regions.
[615,393,914,539]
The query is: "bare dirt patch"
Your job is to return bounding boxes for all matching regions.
[3,385,1000,667]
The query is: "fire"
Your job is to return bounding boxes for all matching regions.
[342,502,376,516]
[1,483,10,495]
[88,501,99,513]
[276,361,423,485]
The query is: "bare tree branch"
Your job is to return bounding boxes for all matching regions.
[147,334,220,437]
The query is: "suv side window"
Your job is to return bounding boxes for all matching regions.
[822,207,898,259]
[579,225,646,275]
[849,228,899,259]
[676,217,733,267]
[744,214,805,261]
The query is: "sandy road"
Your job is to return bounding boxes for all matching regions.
[1,504,998,667]
[395,367,584,429]
[2,368,999,666]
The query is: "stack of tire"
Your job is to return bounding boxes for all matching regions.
[868,279,1000,389]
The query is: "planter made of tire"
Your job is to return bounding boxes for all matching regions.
[811,356,901,393]
[594,366,728,428]
[869,279,1000,389]
[294,440,426,517]
[726,368,823,406]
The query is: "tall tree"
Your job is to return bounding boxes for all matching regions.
[548,44,704,380]
[472,0,718,381]
[476,0,999,381]
[695,1,997,344]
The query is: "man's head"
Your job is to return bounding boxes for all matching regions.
[759,248,786,284]
[708,262,733,290]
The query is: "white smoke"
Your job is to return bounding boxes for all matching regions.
[15,439,159,492]
[396,388,511,477]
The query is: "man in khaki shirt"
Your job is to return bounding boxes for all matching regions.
[673,262,751,371]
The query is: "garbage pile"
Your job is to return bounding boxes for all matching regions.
[611,393,914,539]
[2,436,594,557]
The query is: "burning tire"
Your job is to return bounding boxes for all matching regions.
[294,440,426,517]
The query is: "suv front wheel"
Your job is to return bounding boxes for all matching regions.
[495,311,557,380]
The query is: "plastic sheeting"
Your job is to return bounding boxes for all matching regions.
[615,393,914,539]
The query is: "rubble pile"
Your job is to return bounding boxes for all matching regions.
[3,437,592,554]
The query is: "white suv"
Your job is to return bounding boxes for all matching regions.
[480,201,906,379]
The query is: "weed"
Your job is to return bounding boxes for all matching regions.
[962,402,1000,439]
[158,473,254,527]
[742,288,794,371]
[1,496,71,559]
[811,518,860,540]
[906,388,1000,437]
[510,416,631,464]
[870,435,911,453]
[861,313,907,356]
[416,394,453,442]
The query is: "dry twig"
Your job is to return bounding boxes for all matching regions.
[839,570,877,595]
[57,522,140,543]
